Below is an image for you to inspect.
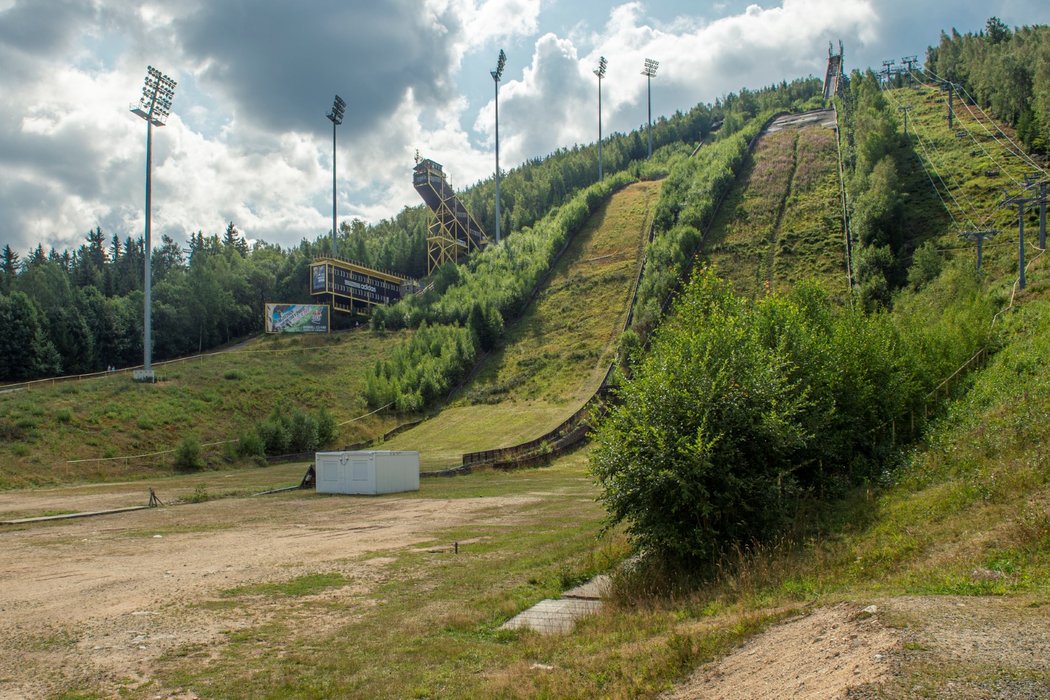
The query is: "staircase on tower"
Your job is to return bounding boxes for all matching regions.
[413,157,488,274]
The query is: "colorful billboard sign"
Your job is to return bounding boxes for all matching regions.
[265,303,330,334]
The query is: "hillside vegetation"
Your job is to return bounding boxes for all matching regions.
[580,22,1050,696]
[0,101,716,384]
[0,330,409,489]
[383,180,659,468]
[7,25,1050,696]
[703,113,846,297]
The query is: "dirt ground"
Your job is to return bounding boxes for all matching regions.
[664,604,898,700]
[4,480,1049,699]
[666,596,1050,699]
[0,486,539,699]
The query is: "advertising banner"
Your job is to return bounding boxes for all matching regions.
[265,303,330,333]
[330,265,402,305]
[310,264,328,293]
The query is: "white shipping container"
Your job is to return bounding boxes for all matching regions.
[314,450,420,495]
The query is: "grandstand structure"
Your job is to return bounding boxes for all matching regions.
[309,256,414,315]
[823,41,845,100]
[413,157,489,273]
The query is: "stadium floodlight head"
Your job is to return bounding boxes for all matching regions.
[130,65,177,382]
[642,57,659,78]
[327,94,346,125]
[492,48,506,82]
[594,55,607,79]
[131,65,178,127]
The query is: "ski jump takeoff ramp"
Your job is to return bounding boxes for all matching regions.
[413,157,489,273]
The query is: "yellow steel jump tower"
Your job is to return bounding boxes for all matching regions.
[413,156,488,273]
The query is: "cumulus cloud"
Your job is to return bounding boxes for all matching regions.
[2,0,1048,258]
[447,0,542,55]
[174,0,462,134]
[474,0,878,169]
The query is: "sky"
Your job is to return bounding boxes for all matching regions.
[2,0,1048,258]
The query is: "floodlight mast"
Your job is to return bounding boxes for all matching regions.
[130,65,177,382]
[491,49,506,245]
[327,95,346,254]
[594,56,607,180]
[642,58,659,158]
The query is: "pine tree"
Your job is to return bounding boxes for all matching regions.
[222,221,248,256]
[1,244,18,292]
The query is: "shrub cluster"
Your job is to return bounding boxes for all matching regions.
[591,265,992,567]
[237,406,337,459]
[364,323,476,412]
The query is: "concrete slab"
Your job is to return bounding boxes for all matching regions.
[563,574,610,600]
[501,598,603,634]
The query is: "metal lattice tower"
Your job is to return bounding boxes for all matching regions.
[413,158,488,274]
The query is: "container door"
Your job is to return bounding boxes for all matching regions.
[351,457,373,493]
[319,458,339,493]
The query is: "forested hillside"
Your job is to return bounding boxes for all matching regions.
[0,97,718,383]
[590,18,1050,585]
[925,18,1050,152]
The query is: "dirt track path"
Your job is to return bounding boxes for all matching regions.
[0,491,535,699]
[665,596,1050,699]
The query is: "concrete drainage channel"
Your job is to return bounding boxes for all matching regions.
[501,574,610,634]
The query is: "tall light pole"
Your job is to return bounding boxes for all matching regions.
[642,58,658,159]
[130,65,176,383]
[491,49,506,245]
[327,94,346,255]
[594,56,607,180]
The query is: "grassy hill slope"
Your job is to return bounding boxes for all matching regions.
[0,178,661,485]
[702,111,847,297]
[383,180,661,468]
[621,89,1050,695]
[0,330,411,489]
[883,82,1050,294]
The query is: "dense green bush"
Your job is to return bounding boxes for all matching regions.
[364,322,476,412]
[239,405,337,458]
[591,265,993,567]
[173,435,205,471]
